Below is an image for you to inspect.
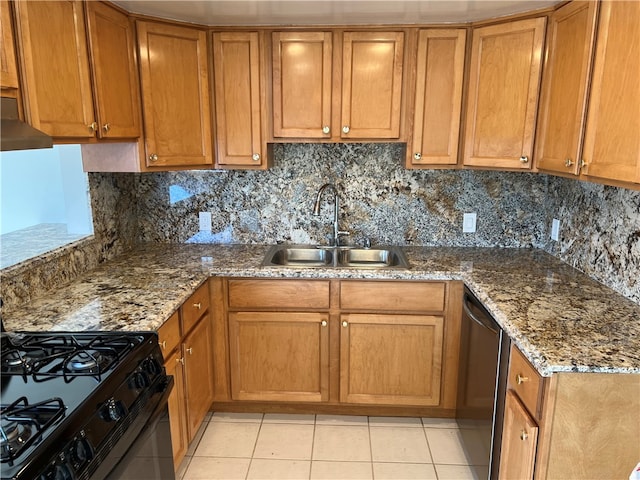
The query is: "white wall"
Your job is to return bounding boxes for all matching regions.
[0,145,93,235]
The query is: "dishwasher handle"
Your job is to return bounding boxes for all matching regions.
[463,295,499,334]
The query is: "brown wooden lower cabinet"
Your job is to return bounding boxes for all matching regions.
[217,278,462,413]
[340,313,444,406]
[499,390,538,479]
[157,281,214,470]
[500,345,640,479]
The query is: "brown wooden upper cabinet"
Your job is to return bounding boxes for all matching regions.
[13,1,140,141]
[463,17,546,170]
[271,30,405,141]
[1,0,19,93]
[581,0,640,185]
[408,29,466,168]
[137,21,213,168]
[14,0,96,139]
[535,1,598,177]
[212,31,267,169]
[271,31,333,139]
[85,1,141,139]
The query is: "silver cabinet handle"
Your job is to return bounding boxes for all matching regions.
[252,153,261,162]
[520,430,529,441]
[186,347,193,355]
[414,152,422,161]
[321,320,327,327]
[342,321,348,327]
[176,357,184,365]
[322,125,330,134]
[160,340,167,349]
[88,122,98,133]
[102,123,111,133]
[564,158,574,167]
[342,126,350,134]
[519,156,529,163]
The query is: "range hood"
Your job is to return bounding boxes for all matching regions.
[1,97,53,151]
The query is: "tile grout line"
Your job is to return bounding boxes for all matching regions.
[308,414,317,479]
[421,418,439,480]
[367,415,375,479]
[245,414,264,480]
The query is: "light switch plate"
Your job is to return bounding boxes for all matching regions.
[463,213,477,233]
[551,218,560,241]
[199,212,212,232]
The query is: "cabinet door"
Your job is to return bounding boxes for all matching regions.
[137,21,213,168]
[499,390,538,480]
[581,1,640,184]
[340,314,444,406]
[341,31,404,139]
[213,31,265,168]
[1,0,18,91]
[165,349,188,468]
[535,1,598,175]
[272,31,332,139]
[463,18,545,169]
[228,312,329,402]
[14,0,96,138]
[85,1,140,139]
[183,313,214,441]
[409,29,466,167]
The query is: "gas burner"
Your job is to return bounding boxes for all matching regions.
[0,397,65,463]
[0,422,33,460]
[66,351,109,373]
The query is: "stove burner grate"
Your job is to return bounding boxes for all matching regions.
[1,334,142,383]
[0,396,65,464]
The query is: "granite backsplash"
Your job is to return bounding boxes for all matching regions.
[1,143,638,310]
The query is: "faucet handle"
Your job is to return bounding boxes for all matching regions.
[363,238,371,249]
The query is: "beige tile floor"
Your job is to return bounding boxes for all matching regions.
[177,413,490,480]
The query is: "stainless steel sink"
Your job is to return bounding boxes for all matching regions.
[261,245,409,269]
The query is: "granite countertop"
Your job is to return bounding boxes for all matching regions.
[2,244,639,377]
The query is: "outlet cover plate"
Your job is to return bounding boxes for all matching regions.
[463,213,477,233]
[551,218,560,241]
[199,212,212,232]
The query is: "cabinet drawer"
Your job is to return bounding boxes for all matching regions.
[158,311,181,360]
[228,279,330,309]
[340,281,446,312]
[508,346,543,419]
[181,281,210,334]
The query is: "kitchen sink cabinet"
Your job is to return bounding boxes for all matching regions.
[340,313,444,406]
[407,29,466,168]
[270,29,406,141]
[136,20,213,168]
[218,278,462,414]
[228,311,329,402]
[13,0,96,139]
[157,281,214,469]
[580,0,640,185]
[85,1,141,139]
[1,0,19,93]
[463,17,546,170]
[212,31,267,169]
[534,1,598,177]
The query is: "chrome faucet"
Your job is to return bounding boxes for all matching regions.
[312,183,349,247]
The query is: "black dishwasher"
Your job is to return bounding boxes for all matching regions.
[457,287,511,480]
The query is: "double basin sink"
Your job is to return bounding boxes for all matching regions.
[262,245,409,270]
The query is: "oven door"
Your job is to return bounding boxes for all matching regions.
[92,376,176,480]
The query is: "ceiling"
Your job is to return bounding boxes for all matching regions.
[112,0,560,26]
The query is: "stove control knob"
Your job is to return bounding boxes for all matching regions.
[143,357,162,376]
[70,435,93,467]
[132,370,150,389]
[39,462,73,480]
[105,398,126,422]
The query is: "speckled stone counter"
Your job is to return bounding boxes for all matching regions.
[2,244,639,377]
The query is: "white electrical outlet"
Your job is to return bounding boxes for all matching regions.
[463,213,477,233]
[551,218,560,241]
[199,212,212,232]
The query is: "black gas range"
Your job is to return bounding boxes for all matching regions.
[0,331,175,480]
